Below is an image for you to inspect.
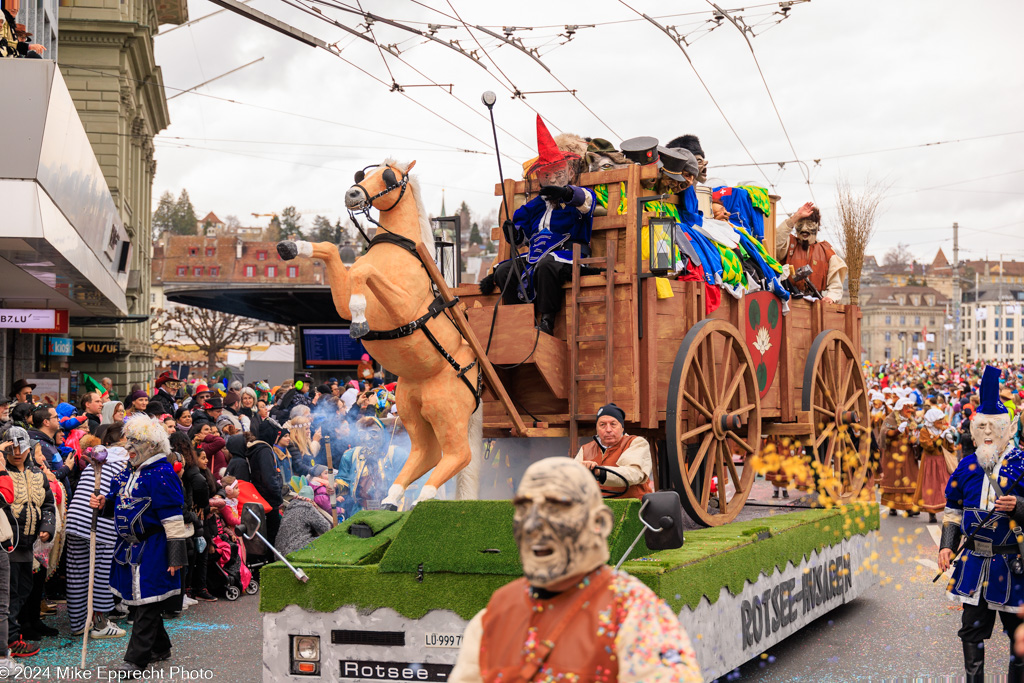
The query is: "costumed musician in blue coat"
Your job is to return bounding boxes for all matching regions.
[90,415,190,673]
[483,115,596,336]
[938,365,1024,682]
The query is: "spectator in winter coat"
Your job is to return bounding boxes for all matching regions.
[240,424,286,544]
[3,427,55,656]
[100,401,124,425]
[197,434,229,484]
[275,488,333,556]
[183,448,218,603]
[27,406,61,471]
[81,393,104,430]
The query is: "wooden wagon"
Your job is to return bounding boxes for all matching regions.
[442,164,869,526]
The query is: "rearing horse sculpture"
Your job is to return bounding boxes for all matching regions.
[277,160,482,506]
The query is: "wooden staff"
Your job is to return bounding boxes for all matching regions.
[81,446,108,668]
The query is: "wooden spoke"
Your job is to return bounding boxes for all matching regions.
[700,453,713,508]
[815,422,835,450]
[693,355,716,410]
[717,342,734,404]
[704,335,719,403]
[813,404,834,419]
[680,422,713,442]
[726,430,755,455]
[823,430,838,471]
[843,388,864,412]
[838,356,853,404]
[722,371,745,409]
[815,373,836,410]
[687,433,715,484]
[730,403,756,418]
[726,449,742,486]
[715,443,728,514]
[683,391,714,421]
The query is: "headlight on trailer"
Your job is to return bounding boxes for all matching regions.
[291,635,321,676]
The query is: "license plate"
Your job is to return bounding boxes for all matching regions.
[422,632,462,649]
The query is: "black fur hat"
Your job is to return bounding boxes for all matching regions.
[667,134,704,158]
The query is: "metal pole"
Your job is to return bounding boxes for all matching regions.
[952,222,961,366]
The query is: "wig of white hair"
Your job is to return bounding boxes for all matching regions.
[289,404,311,421]
[123,414,171,459]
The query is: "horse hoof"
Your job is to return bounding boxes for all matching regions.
[380,503,398,511]
[350,321,370,339]
[277,241,297,260]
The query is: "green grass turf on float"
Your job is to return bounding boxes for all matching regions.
[284,510,407,566]
[260,501,878,619]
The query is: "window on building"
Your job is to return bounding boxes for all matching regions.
[274,330,284,342]
[287,266,298,278]
[1008,319,1014,327]
[205,247,215,257]
[995,344,1001,354]
[884,347,891,360]
[176,266,186,276]
[1009,331,1015,342]
[884,332,891,342]
[210,267,220,276]
[257,251,267,261]
[995,330,1002,341]
[982,331,987,341]
[150,293,156,304]
[192,266,203,276]
[885,315,892,325]
[912,333,920,343]
[1008,344,1015,355]
[266,265,277,277]
[188,247,198,256]
[900,316,906,325]
[996,306,1002,315]
[982,344,987,354]
[915,316,921,326]
[245,265,255,277]
[929,318,936,326]
[259,331,268,342]
[996,318,1001,328]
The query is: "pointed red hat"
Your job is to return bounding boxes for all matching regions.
[526,115,579,177]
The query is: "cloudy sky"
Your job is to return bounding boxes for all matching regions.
[152,0,1024,265]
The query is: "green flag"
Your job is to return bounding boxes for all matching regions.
[82,373,108,401]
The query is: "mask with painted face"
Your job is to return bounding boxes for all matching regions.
[795,220,820,246]
[512,458,614,590]
[971,412,1018,473]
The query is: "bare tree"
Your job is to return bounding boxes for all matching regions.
[883,242,915,268]
[152,306,263,373]
[832,177,888,305]
[269,324,297,345]
[224,215,242,229]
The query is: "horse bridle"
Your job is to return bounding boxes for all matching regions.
[352,163,409,213]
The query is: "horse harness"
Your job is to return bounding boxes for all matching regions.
[352,210,482,407]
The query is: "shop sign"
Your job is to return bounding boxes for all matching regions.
[0,309,55,329]
[75,340,121,357]
[23,310,69,334]
[47,337,74,357]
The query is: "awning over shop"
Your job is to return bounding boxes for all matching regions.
[0,61,130,317]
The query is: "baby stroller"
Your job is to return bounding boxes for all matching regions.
[207,514,257,601]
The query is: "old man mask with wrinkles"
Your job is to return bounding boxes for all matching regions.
[513,457,614,590]
[972,412,1020,474]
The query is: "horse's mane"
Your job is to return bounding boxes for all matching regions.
[384,158,433,247]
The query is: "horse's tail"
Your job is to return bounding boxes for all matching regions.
[455,403,484,500]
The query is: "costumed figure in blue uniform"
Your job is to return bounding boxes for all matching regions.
[939,365,1024,682]
[482,115,596,336]
[90,415,189,673]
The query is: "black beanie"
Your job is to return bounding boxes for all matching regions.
[596,403,625,427]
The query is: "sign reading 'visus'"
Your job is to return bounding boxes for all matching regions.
[740,552,853,649]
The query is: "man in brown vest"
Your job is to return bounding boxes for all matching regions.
[448,457,702,682]
[774,202,847,303]
[574,403,654,499]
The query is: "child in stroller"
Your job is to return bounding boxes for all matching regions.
[208,477,259,600]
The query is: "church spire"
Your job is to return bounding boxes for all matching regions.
[440,188,447,217]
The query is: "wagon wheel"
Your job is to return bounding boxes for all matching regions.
[667,319,762,526]
[801,330,870,504]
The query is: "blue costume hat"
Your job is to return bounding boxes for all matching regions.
[977,365,1008,415]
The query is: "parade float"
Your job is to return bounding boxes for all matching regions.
[260,160,881,681]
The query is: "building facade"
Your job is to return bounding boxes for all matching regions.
[859,285,950,363]
[961,289,1024,365]
[57,0,187,394]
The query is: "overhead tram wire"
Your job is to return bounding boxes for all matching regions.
[616,0,777,196]
[355,0,398,84]
[60,64,485,154]
[705,0,815,203]
[287,0,535,153]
